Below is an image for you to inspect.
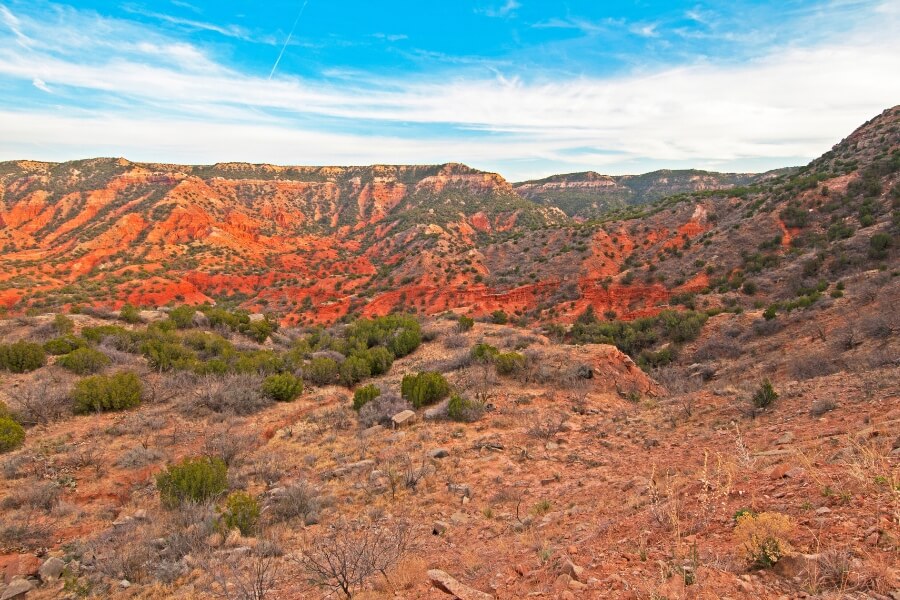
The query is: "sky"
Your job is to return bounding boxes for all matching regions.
[0,0,898,180]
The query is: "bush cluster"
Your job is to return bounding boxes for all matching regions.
[220,491,260,535]
[751,379,778,409]
[401,372,450,408]
[261,373,304,402]
[0,341,46,373]
[57,347,111,375]
[570,309,707,357]
[72,371,143,414]
[352,384,381,411]
[0,416,25,453]
[156,456,228,508]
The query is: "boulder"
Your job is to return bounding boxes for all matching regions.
[391,410,416,428]
[427,569,494,600]
[432,521,449,535]
[191,311,210,328]
[562,559,585,582]
[38,557,65,582]
[0,578,33,600]
[429,448,450,459]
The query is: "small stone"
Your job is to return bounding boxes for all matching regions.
[38,557,65,582]
[546,441,559,450]
[775,432,794,445]
[132,509,148,521]
[814,507,831,515]
[785,467,806,479]
[562,559,585,582]
[429,448,450,459]
[120,579,131,588]
[433,521,449,535]
[769,464,791,480]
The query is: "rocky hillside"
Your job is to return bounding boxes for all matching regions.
[514,168,791,220]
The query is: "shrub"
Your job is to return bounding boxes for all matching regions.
[0,341,46,373]
[751,379,778,409]
[868,232,892,259]
[447,393,484,422]
[72,372,143,414]
[245,318,276,343]
[233,350,284,375]
[763,306,778,320]
[54,313,75,335]
[457,316,474,332]
[57,347,111,375]
[305,357,339,386]
[401,372,450,408]
[220,491,260,536]
[352,384,381,411]
[742,281,757,295]
[495,352,525,375]
[191,374,270,416]
[363,347,394,376]
[156,456,228,508]
[387,328,421,358]
[0,417,25,453]
[490,310,508,324]
[268,481,321,525]
[119,304,141,324]
[167,304,201,329]
[43,335,86,355]
[339,356,371,387]
[261,373,304,402]
[141,339,196,372]
[470,343,499,362]
[734,512,794,568]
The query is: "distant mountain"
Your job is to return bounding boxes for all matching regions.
[514,167,795,220]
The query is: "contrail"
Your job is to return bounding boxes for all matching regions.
[268,0,309,80]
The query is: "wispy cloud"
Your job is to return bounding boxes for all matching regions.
[477,0,521,18]
[0,2,898,180]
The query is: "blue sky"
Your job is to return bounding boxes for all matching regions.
[1,0,898,179]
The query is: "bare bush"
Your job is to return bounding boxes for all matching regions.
[267,481,323,526]
[203,425,259,467]
[1,481,60,512]
[789,353,838,380]
[116,445,164,469]
[206,541,282,600]
[810,399,837,417]
[293,518,414,598]
[692,336,742,361]
[358,393,411,429]
[527,411,568,440]
[11,375,70,426]
[443,334,468,349]
[187,374,271,417]
[751,318,783,337]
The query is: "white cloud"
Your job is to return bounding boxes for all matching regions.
[0,2,898,180]
[31,77,50,92]
[478,0,521,18]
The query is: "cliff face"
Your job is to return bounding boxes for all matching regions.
[0,106,897,325]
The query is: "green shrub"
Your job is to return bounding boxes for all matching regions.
[0,341,46,373]
[305,357,339,386]
[220,491,260,535]
[168,305,197,329]
[72,372,143,414]
[54,314,75,335]
[261,373,304,402]
[43,335,87,355]
[81,325,140,351]
[0,417,25,453]
[0,400,10,420]
[57,347,111,375]
[141,339,196,372]
[245,318,276,343]
[233,350,284,375]
[352,384,380,411]
[763,306,778,320]
[363,347,394,376]
[156,456,228,508]
[869,232,892,260]
[457,315,474,332]
[119,303,141,324]
[490,310,508,324]
[470,343,499,362]
[339,356,371,387]
[495,352,525,375]
[751,379,778,409]
[401,372,450,408]
[638,346,675,369]
[387,328,421,358]
[447,393,484,422]
[742,281,757,295]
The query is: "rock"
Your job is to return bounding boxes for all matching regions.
[562,559,585,582]
[429,448,450,459]
[120,579,131,588]
[448,483,472,498]
[132,509,148,521]
[814,507,831,515]
[432,521,449,535]
[392,410,416,428]
[774,553,820,579]
[38,557,65,582]
[546,441,559,450]
[769,464,791,480]
[361,424,383,438]
[191,311,210,328]
[424,399,450,420]
[248,313,266,323]
[0,555,40,583]
[428,569,494,600]
[553,573,572,591]
[775,432,794,445]
[785,467,806,479]
[0,579,33,600]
